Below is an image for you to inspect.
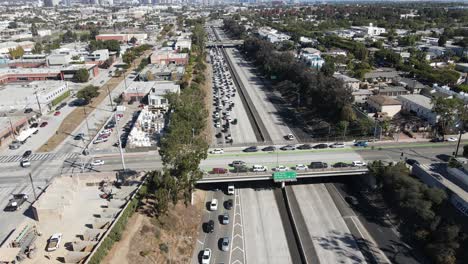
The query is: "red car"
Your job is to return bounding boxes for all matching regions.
[40,122,48,127]
[54,111,61,116]
[212,168,228,174]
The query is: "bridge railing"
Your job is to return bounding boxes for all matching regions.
[202,166,368,178]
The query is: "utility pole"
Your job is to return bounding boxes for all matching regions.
[106,87,126,172]
[34,91,42,114]
[8,118,16,139]
[28,173,37,200]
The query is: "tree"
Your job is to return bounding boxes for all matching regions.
[31,22,38,37]
[31,42,42,54]
[62,30,77,43]
[76,85,99,103]
[432,97,464,136]
[73,68,90,83]
[129,36,137,44]
[8,21,18,29]
[90,27,99,40]
[321,61,335,77]
[438,35,447,47]
[8,46,24,59]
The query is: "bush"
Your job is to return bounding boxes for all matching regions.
[51,90,71,106]
[159,243,169,254]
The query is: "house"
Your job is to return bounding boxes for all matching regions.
[139,64,185,81]
[378,86,409,97]
[367,95,401,118]
[397,94,439,125]
[299,48,325,69]
[148,81,180,111]
[150,51,189,65]
[353,89,373,104]
[394,77,426,94]
[364,68,400,83]
[333,73,360,91]
[175,39,191,51]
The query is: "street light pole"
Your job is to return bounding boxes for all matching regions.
[28,173,37,200]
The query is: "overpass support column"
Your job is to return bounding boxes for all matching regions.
[281,181,285,189]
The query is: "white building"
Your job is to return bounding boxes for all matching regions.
[148,81,180,111]
[300,48,325,69]
[89,49,109,62]
[364,23,386,36]
[47,54,71,66]
[397,94,439,125]
[175,39,192,51]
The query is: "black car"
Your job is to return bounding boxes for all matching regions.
[232,165,249,173]
[24,108,33,114]
[430,137,444,143]
[205,220,214,233]
[74,133,85,140]
[310,162,328,169]
[313,143,329,149]
[22,150,32,158]
[333,162,350,168]
[345,196,359,206]
[262,146,276,152]
[30,123,39,128]
[297,144,313,150]
[243,146,258,152]
[405,159,420,166]
[4,194,28,212]
[225,199,233,210]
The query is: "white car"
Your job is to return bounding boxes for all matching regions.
[275,165,289,172]
[202,248,212,264]
[252,164,268,172]
[46,233,62,252]
[352,161,367,167]
[227,185,235,195]
[295,164,308,171]
[91,159,105,166]
[209,148,224,154]
[210,199,218,211]
[214,122,221,128]
[286,134,295,140]
[447,137,457,142]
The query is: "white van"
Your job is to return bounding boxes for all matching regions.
[252,165,268,172]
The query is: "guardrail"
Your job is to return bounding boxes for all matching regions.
[283,186,308,264]
[198,167,369,183]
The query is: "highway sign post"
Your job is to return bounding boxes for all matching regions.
[273,171,297,183]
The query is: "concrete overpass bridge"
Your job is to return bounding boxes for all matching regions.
[206,40,244,47]
[197,167,369,183]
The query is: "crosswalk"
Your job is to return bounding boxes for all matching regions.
[0,152,80,163]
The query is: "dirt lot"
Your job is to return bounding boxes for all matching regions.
[102,190,206,264]
[38,51,152,152]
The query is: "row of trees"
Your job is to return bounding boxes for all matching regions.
[145,22,209,216]
[88,40,121,54]
[122,44,152,66]
[223,18,245,39]
[76,85,99,104]
[368,161,466,264]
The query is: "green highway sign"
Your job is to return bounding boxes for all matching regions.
[273,171,297,182]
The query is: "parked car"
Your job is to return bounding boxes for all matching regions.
[447,137,457,142]
[354,141,368,147]
[297,144,312,150]
[262,146,276,152]
[224,199,233,210]
[274,165,289,172]
[210,199,218,211]
[295,164,308,171]
[333,162,350,168]
[227,185,235,195]
[47,233,63,252]
[201,248,212,264]
[280,145,296,151]
[310,162,328,169]
[54,111,61,116]
[9,141,21,150]
[4,194,28,211]
[221,237,230,251]
[243,146,258,152]
[313,143,328,149]
[205,220,214,233]
[345,196,359,206]
[329,142,345,148]
[352,161,367,167]
[22,150,32,158]
[209,148,224,154]
[285,134,295,140]
[231,160,246,167]
[252,164,268,172]
[29,123,38,128]
[405,159,420,166]
[20,159,31,168]
[430,137,444,143]
[90,159,105,166]
[40,122,48,127]
[74,133,85,140]
[24,108,33,114]
[212,168,227,174]
[222,212,229,225]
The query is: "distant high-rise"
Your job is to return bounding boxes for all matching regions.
[64,0,71,6]
[44,0,59,6]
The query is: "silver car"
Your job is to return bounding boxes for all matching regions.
[221,237,230,251]
[222,213,229,225]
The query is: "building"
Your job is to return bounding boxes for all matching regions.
[95,33,148,43]
[0,81,69,114]
[0,41,35,56]
[43,0,59,6]
[364,68,400,83]
[47,54,72,66]
[150,51,189,65]
[148,81,180,111]
[333,73,360,91]
[174,39,191,51]
[364,23,386,36]
[367,95,402,118]
[122,81,156,102]
[60,64,99,81]
[299,48,325,69]
[0,68,62,84]
[398,94,439,125]
[395,77,426,94]
[0,115,29,146]
[353,89,373,104]
[257,27,291,43]
[139,64,185,81]
[88,49,109,62]
[377,86,409,97]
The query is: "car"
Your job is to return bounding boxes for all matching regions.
[333,162,350,168]
[345,196,359,206]
[210,199,218,211]
[285,134,295,140]
[295,164,308,171]
[222,212,229,225]
[24,108,33,114]
[313,143,328,149]
[243,146,258,152]
[405,159,420,166]
[209,148,224,154]
[46,233,63,252]
[221,237,230,251]
[40,122,48,127]
[91,159,105,166]
[30,123,38,128]
[310,162,328,169]
[205,220,214,233]
[262,146,276,152]
[212,168,227,174]
[214,122,221,128]
[224,199,233,210]
[231,160,246,167]
[20,159,31,168]
[275,165,289,172]
[354,141,368,147]
[201,248,212,264]
[297,144,312,150]
[330,142,345,148]
[93,137,108,144]
[430,137,444,143]
[54,111,61,116]
[227,185,235,195]
[447,137,457,142]
[280,145,296,151]
[74,133,85,140]
[232,165,249,173]
[352,161,367,167]
[252,164,268,172]
[9,141,21,149]
[4,194,28,211]
[22,150,32,158]
[55,104,63,111]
